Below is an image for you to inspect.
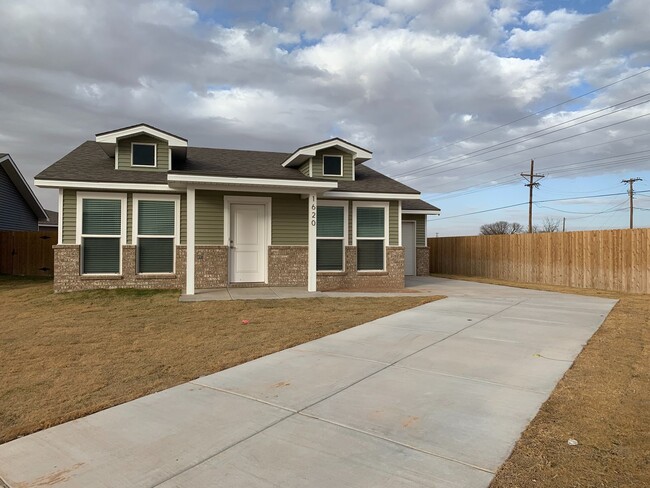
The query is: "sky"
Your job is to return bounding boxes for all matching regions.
[1,0,649,236]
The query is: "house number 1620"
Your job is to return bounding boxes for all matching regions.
[311,195,316,226]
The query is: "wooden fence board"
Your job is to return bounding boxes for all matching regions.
[429,229,649,294]
[0,231,57,276]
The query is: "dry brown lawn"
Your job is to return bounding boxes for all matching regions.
[434,274,649,488]
[0,276,438,445]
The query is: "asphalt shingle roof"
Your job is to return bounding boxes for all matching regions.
[402,199,440,212]
[36,141,421,195]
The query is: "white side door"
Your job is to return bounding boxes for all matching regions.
[230,204,266,283]
[402,221,416,276]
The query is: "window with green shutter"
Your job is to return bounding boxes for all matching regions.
[81,198,122,274]
[356,205,386,271]
[317,204,345,271]
[136,199,176,273]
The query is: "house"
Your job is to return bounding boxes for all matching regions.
[1,153,49,231]
[39,210,59,231]
[34,124,439,294]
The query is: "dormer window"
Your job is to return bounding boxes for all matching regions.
[132,143,156,167]
[323,155,343,176]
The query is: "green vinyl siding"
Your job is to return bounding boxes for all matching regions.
[299,160,310,176]
[389,201,399,245]
[272,194,307,245]
[415,214,426,246]
[117,134,170,171]
[312,148,354,181]
[180,193,187,245]
[195,190,223,245]
[127,194,133,243]
[61,189,77,244]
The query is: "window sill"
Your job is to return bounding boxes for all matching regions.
[317,271,347,276]
[81,275,123,280]
[356,271,388,276]
[135,274,177,280]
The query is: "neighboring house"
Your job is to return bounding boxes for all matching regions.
[34,124,439,294]
[0,153,48,231]
[39,210,59,231]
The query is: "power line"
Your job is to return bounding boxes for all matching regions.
[388,67,650,167]
[434,189,650,221]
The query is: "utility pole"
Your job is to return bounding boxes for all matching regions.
[622,177,642,229]
[521,159,545,233]
[562,217,566,232]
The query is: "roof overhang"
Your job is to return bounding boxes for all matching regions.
[167,174,338,193]
[96,124,188,148]
[402,209,441,215]
[322,191,420,200]
[1,154,48,221]
[282,138,372,168]
[35,179,176,192]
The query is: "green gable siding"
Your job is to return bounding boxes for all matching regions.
[312,148,354,181]
[62,189,76,244]
[272,194,308,245]
[299,160,310,176]
[195,190,223,245]
[117,134,170,171]
[389,201,399,246]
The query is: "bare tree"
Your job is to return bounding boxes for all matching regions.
[538,217,561,233]
[479,221,525,235]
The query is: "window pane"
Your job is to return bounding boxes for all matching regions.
[133,144,156,166]
[138,238,174,273]
[317,206,344,237]
[357,207,385,238]
[357,239,384,270]
[83,237,120,274]
[323,155,342,175]
[317,239,343,271]
[138,200,175,235]
[83,199,121,235]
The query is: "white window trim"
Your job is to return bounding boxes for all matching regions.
[352,201,389,272]
[131,142,157,168]
[76,191,127,276]
[322,154,343,177]
[316,200,348,272]
[133,193,181,275]
[223,195,272,284]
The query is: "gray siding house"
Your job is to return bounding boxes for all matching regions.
[0,154,48,231]
[35,124,439,293]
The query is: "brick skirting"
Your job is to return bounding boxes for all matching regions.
[416,246,430,276]
[317,246,404,291]
[268,246,308,286]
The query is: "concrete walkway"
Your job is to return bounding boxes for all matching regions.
[0,278,617,487]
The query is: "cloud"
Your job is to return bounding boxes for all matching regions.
[0,0,648,234]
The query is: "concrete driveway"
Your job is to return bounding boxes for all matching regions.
[0,278,617,487]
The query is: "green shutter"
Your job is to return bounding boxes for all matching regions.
[357,207,384,238]
[317,240,343,271]
[138,238,174,273]
[138,200,175,235]
[357,240,384,270]
[83,199,121,235]
[83,237,120,274]
[317,206,344,237]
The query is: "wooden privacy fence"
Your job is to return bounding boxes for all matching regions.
[428,228,650,294]
[0,230,57,276]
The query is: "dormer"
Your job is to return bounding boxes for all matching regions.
[95,123,188,171]
[282,138,372,181]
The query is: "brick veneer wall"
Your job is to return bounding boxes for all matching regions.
[195,246,228,289]
[317,246,404,291]
[268,246,308,286]
[416,246,430,276]
[53,245,187,293]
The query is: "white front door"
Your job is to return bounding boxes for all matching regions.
[402,221,416,276]
[230,204,266,283]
